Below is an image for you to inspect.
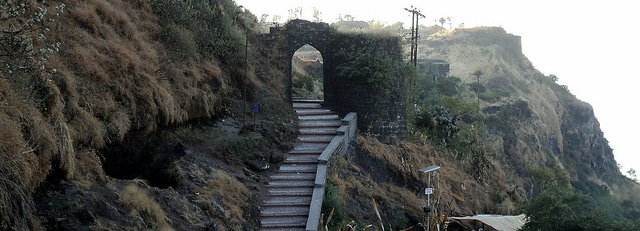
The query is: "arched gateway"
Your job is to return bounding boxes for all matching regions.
[268,19,407,141]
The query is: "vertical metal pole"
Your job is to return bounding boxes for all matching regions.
[411,10,415,65]
[414,15,419,67]
[427,172,431,231]
[242,33,248,129]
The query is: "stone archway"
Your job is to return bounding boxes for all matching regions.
[281,20,332,101]
[291,44,324,99]
[271,19,408,141]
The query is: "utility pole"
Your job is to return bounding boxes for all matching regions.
[404,6,425,68]
[405,6,425,108]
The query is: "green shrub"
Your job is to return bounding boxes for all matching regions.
[335,35,397,94]
[224,134,257,161]
[322,179,347,230]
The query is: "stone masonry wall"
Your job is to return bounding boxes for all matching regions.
[323,33,407,142]
[278,20,407,142]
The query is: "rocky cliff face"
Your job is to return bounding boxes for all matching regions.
[420,27,627,197]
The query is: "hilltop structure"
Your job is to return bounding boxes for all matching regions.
[261,19,408,141]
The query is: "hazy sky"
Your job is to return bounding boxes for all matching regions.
[235,0,640,177]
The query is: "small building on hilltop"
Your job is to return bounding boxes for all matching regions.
[418,58,450,81]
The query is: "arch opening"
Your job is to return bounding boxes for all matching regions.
[291,44,324,99]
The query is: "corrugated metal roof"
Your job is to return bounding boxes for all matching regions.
[449,214,526,231]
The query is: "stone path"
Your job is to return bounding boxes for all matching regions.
[259,98,341,231]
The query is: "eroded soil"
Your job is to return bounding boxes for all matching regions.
[34,116,296,231]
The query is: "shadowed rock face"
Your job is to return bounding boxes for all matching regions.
[100,134,186,189]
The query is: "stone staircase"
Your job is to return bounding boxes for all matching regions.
[260,98,341,231]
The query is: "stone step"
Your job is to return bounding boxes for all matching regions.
[292,102,321,109]
[270,172,317,181]
[281,158,318,165]
[295,109,333,115]
[284,153,320,162]
[292,98,324,103]
[298,135,334,143]
[299,127,338,135]
[260,216,307,230]
[267,187,314,196]
[290,143,328,153]
[261,98,339,231]
[263,196,312,206]
[298,114,340,121]
[266,180,315,188]
[298,120,342,128]
[261,205,310,217]
[277,163,318,173]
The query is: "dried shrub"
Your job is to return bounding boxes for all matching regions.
[0,89,44,230]
[75,151,106,181]
[194,169,249,230]
[119,184,173,231]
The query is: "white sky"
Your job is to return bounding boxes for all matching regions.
[235,0,640,178]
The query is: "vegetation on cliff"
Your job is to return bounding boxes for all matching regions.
[315,24,640,230]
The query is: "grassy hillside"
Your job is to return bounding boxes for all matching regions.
[1,0,296,230]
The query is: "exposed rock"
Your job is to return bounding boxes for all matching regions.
[245,160,271,172]
[269,149,287,163]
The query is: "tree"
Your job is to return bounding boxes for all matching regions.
[414,106,460,145]
[520,186,635,231]
[521,188,589,231]
[436,77,461,96]
[312,7,322,22]
[528,166,571,193]
[628,168,638,182]
[287,7,302,20]
[438,17,447,28]
[471,70,484,112]
[368,20,385,30]
[1,1,64,78]
[272,15,282,23]
[259,14,269,24]
[343,14,355,21]
[335,38,394,94]
[388,21,405,35]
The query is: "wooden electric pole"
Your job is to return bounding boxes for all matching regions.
[404,6,425,67]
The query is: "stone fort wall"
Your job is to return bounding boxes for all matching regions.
[271,19,408,142]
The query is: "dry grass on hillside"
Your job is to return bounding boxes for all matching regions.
[0,0,246,228]
[333,135,518,224]
[0,81,49,231]
[118,184,174,231]
[193,169,250,231]
[56,0,233,139]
